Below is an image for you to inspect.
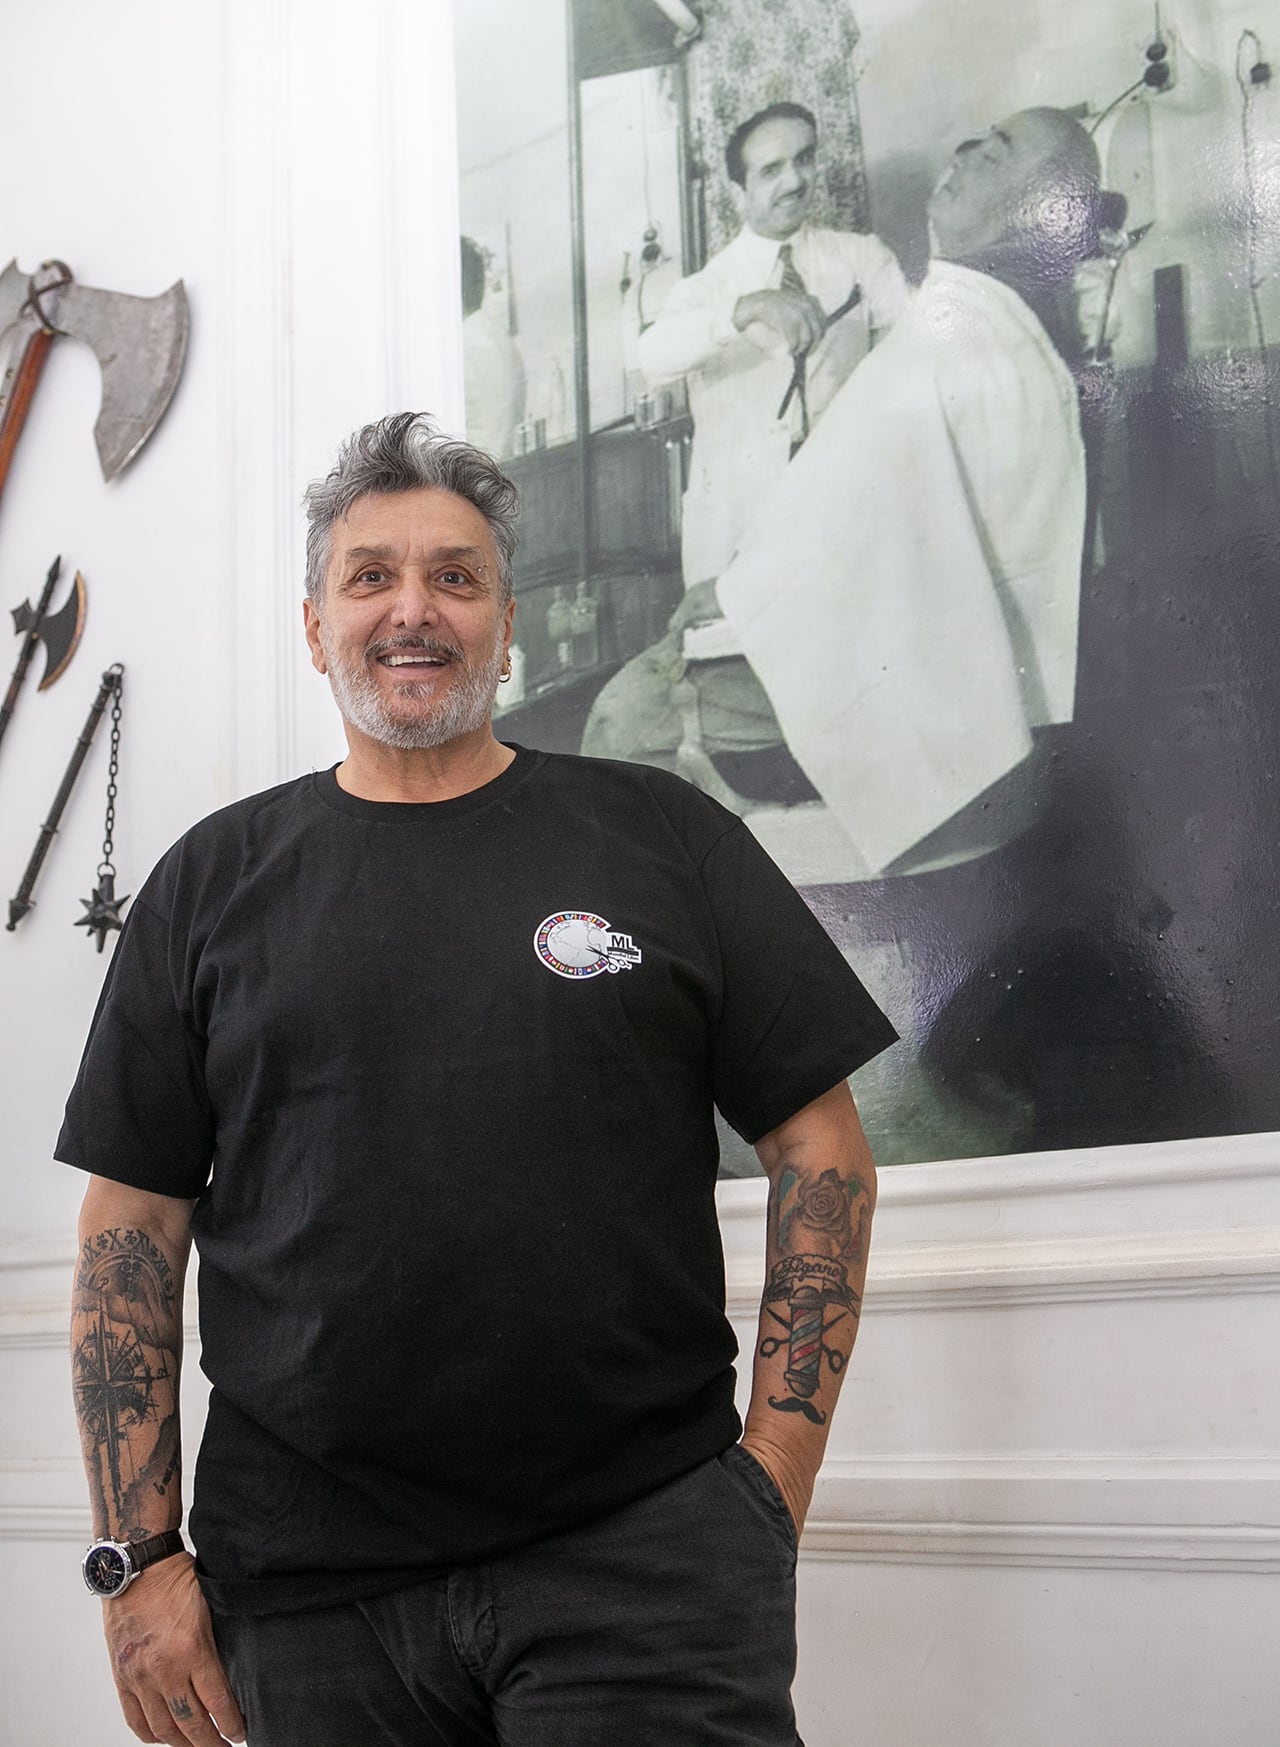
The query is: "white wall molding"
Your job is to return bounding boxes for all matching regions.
[797,1517,1280,1572]
[6,1454,1276,1569]
[716,1135,1280,1312]
[724,1225,1280,1313]
[0,1507,89,1545]
[0,1239,73,1275]
[4,1513,1273,1568]
[13,1232,1278,1324]
[804,1447,1280,1571]
[716,1128,1280,1227]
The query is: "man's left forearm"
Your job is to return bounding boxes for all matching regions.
[741,1080,877,1534]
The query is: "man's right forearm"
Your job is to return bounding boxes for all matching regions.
[73,1180,193,1543]
[72,1181,246,1746]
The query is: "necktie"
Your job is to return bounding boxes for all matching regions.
[777,244,810,449]
[777,242,807,298]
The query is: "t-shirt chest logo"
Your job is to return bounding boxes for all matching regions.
[534,910,643,979]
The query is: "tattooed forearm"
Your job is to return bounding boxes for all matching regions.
[743,1087,877,1535]
[757,1156,871,1422]
[72,1227,183,1539]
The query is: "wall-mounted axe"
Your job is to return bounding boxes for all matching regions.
[0,554,87,755]
[0,258,188,505]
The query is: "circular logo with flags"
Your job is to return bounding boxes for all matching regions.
[534,911,643,979]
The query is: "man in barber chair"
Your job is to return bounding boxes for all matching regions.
[585,107,1116,886]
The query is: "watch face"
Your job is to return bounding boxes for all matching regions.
[83,1543,131,1596]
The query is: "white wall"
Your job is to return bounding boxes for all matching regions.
[723,1136,1280,1746]
[1,1,460,1737]
[2,3,1277,1744]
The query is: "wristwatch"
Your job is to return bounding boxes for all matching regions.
[81,1530,186,1598]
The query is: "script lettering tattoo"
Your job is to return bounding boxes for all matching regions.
[72,1228,181,1538]
[759,1166,866,1422]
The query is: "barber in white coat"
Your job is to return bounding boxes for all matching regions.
[636,100,907,589]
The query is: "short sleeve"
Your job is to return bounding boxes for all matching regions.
[55,892,214,1198]
[700,821,897,1142]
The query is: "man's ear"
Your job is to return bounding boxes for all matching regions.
[303,598,328,674]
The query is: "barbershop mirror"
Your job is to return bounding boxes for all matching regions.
[580,66,686,432]
[457,0,577,457]
[455,0,691,775]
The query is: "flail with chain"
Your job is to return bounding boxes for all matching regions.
[6,664,128,947]
[76,669,129,950]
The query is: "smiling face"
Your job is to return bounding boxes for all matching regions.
[739,115,819,242]
[303,487,514,754]
[929,107,1100,272]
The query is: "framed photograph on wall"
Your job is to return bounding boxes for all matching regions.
[455,0,1280,1170]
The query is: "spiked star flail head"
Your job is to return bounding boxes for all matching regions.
[75,873,130,952]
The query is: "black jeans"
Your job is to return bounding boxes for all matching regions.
[212,1445,803,1746]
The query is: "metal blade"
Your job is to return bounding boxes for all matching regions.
[55,279,190,480]
[35,571,87,689]
[0,260,30,348]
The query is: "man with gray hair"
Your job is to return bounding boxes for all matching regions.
[59,412,895,1745]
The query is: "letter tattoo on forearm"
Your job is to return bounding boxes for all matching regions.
[759,1167,867,1423]
[72,1228,181,1536]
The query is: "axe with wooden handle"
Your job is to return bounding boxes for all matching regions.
[0,257,189,504]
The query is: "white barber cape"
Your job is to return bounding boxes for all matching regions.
[716,261,1087,876]
[638,225,906,586]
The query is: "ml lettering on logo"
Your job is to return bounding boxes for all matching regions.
[534,911,644,979]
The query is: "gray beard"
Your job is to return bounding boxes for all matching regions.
[321,625,506,751]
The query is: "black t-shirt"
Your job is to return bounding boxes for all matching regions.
[58,748,896,1615]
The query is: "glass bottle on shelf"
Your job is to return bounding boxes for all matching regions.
[570,580,600,672]
[546,586,573,670]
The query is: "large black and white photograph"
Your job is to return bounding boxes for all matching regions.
[457,0,1280,1167]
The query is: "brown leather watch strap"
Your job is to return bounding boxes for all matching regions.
[129,1529,186,1573]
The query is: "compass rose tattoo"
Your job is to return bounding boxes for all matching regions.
[72,1228,182,1537]
[759,1166,869,1424]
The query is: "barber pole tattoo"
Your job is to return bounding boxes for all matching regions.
[760,1251,857,1424]
[783,1285,823,1399]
